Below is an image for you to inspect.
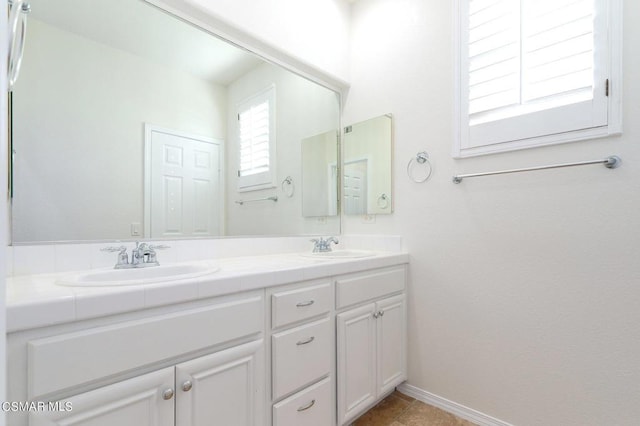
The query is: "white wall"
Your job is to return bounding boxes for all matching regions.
[12,19,226,242]
[185,0,351,82]
[344,1,640,425]
[226,62,340,236]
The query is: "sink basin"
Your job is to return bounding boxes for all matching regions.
[56,261,220,287]
[300,250,376,260]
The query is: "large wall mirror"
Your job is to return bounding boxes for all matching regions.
[11,0,340,243]
[343,114,393,215]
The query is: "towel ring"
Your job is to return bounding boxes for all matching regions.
[407,151,432,183]
[281,176,294,197]
[377,193,390,209]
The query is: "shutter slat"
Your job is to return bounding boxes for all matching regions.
[524,69,592,101]
[469,58,519,86]
[525,17,592,52]
[470,73,519,101]
[469,90,519,115]
[525,33,592,68]
[470,43,519,72]
[526,51,592,84]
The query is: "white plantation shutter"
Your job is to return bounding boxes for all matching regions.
[239,101,270,176]
[456,0,621,157]
[237,86,276,191]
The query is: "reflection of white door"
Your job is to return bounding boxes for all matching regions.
[145,125,222,238]
[343,160,367,215]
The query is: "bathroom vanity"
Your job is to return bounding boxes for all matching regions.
[6,251,408,426]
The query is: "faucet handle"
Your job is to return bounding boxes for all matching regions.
[149,244,170,250]
[147,244,169,265]
[101,245,129,267]
[101,245,127,253]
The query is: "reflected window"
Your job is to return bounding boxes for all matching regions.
[237,85,276,191]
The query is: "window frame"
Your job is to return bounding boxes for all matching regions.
[453,0,623,158]
[236,84,277,192]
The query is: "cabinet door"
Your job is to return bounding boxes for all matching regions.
[29,367,174,426]
[376,294,407,396]
[175,339,264,426]
[336,303,376,426]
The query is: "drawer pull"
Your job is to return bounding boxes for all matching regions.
[296,300,315,307]
[297,399,316,412]
[296,336,315,346]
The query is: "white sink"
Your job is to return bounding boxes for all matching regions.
[56,261,220,287]
[300,250,376,260]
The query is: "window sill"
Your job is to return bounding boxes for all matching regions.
[453,125,622,159]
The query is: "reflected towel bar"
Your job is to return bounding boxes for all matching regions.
[452,156,621,184]
[235,196,278,205]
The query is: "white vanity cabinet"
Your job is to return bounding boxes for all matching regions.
[8,291,265,426]
[7,255,410,426]
[335,267,407,426]
[268,280,335,426]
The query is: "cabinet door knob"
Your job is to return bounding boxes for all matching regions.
[296,300,315,307]
[182,381,193,392]
[373,312,379,319]
[162,388,174,400]
[379,310,385,317]
[297,399,316,412]
[296,336,315,346]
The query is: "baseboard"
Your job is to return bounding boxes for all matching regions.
[396,383,514,426]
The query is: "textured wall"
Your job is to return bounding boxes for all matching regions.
[344,0,640,425]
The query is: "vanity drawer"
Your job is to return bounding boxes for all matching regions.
[28,293,263,398]
[271,281,331,329]
[272,317,331,399]
[273,377,332,426]
[336,266,405,309]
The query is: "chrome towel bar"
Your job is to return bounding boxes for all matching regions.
[452,156,621,184]
[235,196,278,205]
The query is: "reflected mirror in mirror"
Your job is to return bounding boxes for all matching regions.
[301,130,338,217]
[343,114,393,215]
[11,0,340,243]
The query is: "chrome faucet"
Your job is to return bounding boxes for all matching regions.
[101,242,170,269]
[310,236,339,253]
[132,242,154,266]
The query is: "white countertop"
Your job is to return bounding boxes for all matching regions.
[6,251,409,333]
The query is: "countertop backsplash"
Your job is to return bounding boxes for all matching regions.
[5,235,403,277]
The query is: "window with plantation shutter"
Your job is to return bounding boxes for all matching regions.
[454,0,622,157]
[237,85,276,191]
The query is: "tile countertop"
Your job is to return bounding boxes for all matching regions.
[6,251,409,333]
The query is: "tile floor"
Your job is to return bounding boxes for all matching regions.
[352,390,477,426]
